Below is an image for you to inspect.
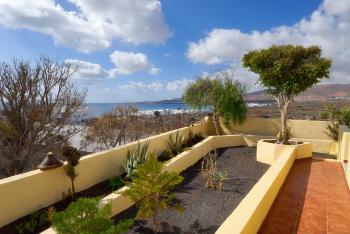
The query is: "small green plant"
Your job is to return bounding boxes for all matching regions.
[124,141,149,178]
[61,145,81,199]
[215,171,229,192]
[158,149,173,162]
[201,151,217,189]
[201,152,229,192]
[108,176,124,191]
[52,197,133,234]
[321,105,350,140]
[167,131,186,157]
[15,210,48,234]
[121,153,184,231]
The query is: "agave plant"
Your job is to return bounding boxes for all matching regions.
[124,141,149,178]
[167,131,186,157]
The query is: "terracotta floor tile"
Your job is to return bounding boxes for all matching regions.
[259,158,350,234]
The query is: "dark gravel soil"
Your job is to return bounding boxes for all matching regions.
[313,152,337,160]
[113,147,270,234]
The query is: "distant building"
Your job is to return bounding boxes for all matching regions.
[70,107,95,125]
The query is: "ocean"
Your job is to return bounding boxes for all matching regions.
[86,101,272,116]
[87,102,189,116]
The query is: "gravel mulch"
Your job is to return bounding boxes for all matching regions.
[113,147,270,234]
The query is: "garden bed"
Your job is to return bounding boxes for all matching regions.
[0,179,113,234]
[1,135,207,234]
[113,147,270,234]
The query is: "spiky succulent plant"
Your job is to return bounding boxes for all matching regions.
[124,141,149,178]
[167,131,185,157]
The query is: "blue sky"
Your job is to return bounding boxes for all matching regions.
[0,0,348,103]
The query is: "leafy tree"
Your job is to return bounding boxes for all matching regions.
[243,45,332,144]
[0,56,86,176]
[121,154,183,231]
[183,70,247,135]
[52,197,133,234]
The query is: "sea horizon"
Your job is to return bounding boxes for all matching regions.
[86,101,273,116]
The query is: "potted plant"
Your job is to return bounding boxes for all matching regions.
[243,45,331,162]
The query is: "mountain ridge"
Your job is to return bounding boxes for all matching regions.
[95,83,350,104]
[245,83,350,101]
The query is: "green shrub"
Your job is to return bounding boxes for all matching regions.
[124,141,149,178]
[108,176,124,191]
[154,110,161,117]
[15,210,48,233]
[121,154,183,231]
[321,105,350,140]
[52,197,132,234]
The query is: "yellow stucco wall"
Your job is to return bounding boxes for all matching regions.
[216,147,296,234]
[0,121,210,228]
[241,134,334,154]
[338,125,350,189]
[228,118,332,140]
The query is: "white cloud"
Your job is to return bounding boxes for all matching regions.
[66,59,110,83]
[66,51,160,82]
[166,79,193,91]
[118,81,164,92]
[186,0,350,86]
[116,79,193,94]
[0,0,172,52]
[109,51,160,75]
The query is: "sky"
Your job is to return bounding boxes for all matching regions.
[0,0,349,103]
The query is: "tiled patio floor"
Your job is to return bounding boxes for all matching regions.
[259,158,350,234]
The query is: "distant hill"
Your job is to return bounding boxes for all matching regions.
[145,83,350,104]
[245,84,350,102]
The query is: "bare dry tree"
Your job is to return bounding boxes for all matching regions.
[81,105,139,151]
[0,56,86,176]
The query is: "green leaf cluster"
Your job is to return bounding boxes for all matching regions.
[52,197,132,234]
[121,154,183,230]
[108,176,124,191]
[242,45,332,99]
[183,72,247,126]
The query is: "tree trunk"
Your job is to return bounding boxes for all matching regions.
[280,107,289,144]
[152,212,159,232]
[71,178,76,200]
[213,113,220,136]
